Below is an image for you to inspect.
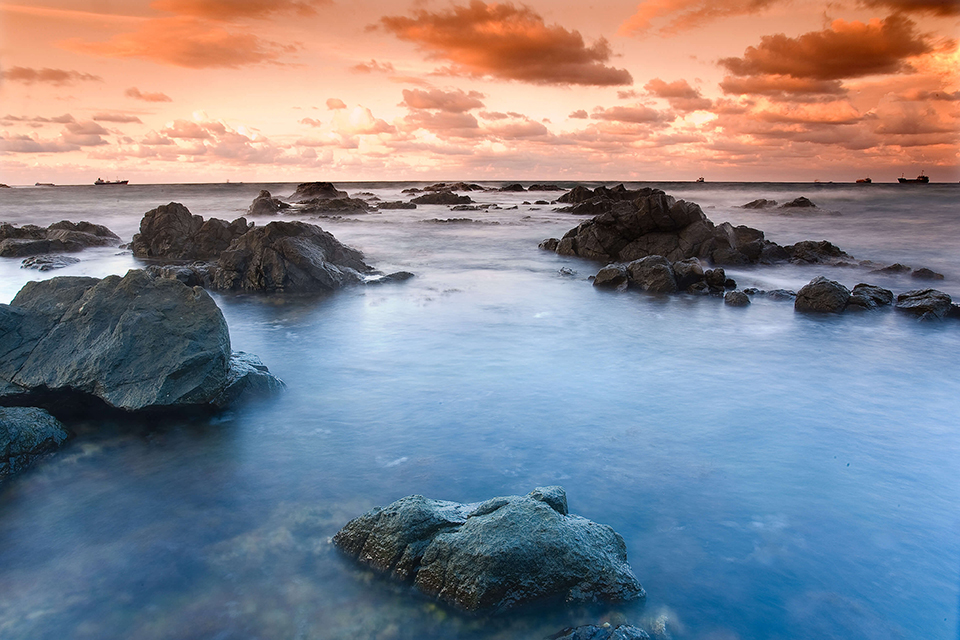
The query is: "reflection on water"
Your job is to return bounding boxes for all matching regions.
[0,183,958,639]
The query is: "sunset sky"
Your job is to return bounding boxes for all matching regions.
[1,0,957,184]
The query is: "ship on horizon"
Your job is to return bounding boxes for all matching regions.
[898,171,929,184]
[95,177,128,185]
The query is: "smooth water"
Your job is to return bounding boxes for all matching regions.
[0,182,958,639]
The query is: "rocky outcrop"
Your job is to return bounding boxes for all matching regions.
[593,257,734,296]
[527,184,565,191]
[794,276,851,313]
[131,202,251,261]
[499,183,525,192]
[377,201,417,210]
[299,197,370,214]
[846,284,893,310]
[289,182,347,201]
[20,255,81,270]
[0,270,283,412]
[895,289,953,320]
[333,486,644,613]
[0,407,69,479]
[247,190,290,216]
[423,182,484,192]
[411,191,474,205]
[911,267,944,280]
[780,197,816,208]
[0,221,120,258]
[741,199,777,209]
[626,256,678,293]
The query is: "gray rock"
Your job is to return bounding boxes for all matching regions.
[871,263,912,274]
[333,486,644,613]
[594,264,628,289]
[795,276,851,313]
[895,289,953,320]
[724,290,750,306]
[784,240,854,265]
[549,624,650,640]
[626,256,677,293]
[539,238,560,251]
[289,182,347,201]
[247,190,290,216]
[212,352,286,408]
[911,267,944,280]
[131,202,251,261]
[20,255,81,270]
[846,283,893,310]
[299,197,370,214]
[423,182,484,192]
[411,192,473,205]
[0,220,120,257]
[499,183,525,192]
[365,271,416,285]
[741,199,778,209]
[780,197,816,208]
[527,184,565,191]
[0,270,282,411]
[672,258,704,289]
[0,407,69,479]
[377,201,417,210]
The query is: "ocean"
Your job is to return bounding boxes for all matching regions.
[0,181,957,639]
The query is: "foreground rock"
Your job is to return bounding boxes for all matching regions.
[0,270,283,412]
[0,407,69,479]
[0,221,120,258]
[131,202,251,260]
[333,486,644,613]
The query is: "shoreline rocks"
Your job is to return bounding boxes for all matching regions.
[132,202,251,261]
[1,221,121,258]
[333,486,644,613]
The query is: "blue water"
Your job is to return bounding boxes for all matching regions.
[0,182,958,639]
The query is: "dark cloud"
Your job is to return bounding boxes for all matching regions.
[378,1,633,86]
[644,78,712,111]
[591,105,672,124]
[94,113,144,123]
[720,75,847,98]
[859,0,960,16]
[1,66,101,86]
[126,87,173,102]
[719,15,932,81]
[401,88,485,112]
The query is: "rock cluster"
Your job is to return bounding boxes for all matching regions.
[288,182,370,213]
[792,277,956,320]
[0,407,69,479]
[593,256,735,295]
[0,221,120,258]
[333,486,644,613]
[131,202,251,260]
[411,191,474,205]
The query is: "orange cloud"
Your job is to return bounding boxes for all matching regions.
[591,105,673,124]
[860,0,960,16]
[126,87,173,102]
[1,66,101,85]
[720,75,847,99]
[619,0,779,36]
[151,0,330,20]
[400,110,482,137]
[351,59,396,74]
[1,114,76,125]
[378,1,633,86]
[401,88,485,112]
[0,133,79,153]
[644,78,712,111]
[94,113,144,123]
[61,120,111,146]
[326,98,347,109]
[719,15,932,81]
[569,109,589,119]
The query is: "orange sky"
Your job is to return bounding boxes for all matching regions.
[1,0,957,183]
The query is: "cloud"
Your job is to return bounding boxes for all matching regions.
[65,16,299,68]
[126,87,173,102]
[401,88,485,112]
[859,0,960,16]
[619,0,779,37]
[400,110,481,137]
[162,119,216,138]
[720,75,847,99]
[351,59,396,74]
[150,0,331,20]
[644,78,712,111]
[94,113,144,123]
[898,88,960,101]
[326,98,347,110]
[591,105,672,124]
[569,109,589,119]
[378,1,633,86]
[719,15,932,81]
[1,114,76,125]
[1,66,102,86]
[0,133,79,154]
[484,116,549,138]
[618,90,640,99]
[61,120,111,146]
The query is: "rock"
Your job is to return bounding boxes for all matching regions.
[594,264,629,289]
[451,205,480,211]
[401,188,421,194]
[131,203,251,261]
[672,258,705,289]
[767,289,797,301]
[377,201,417,210]
[213,221,373,293]
[499,183,525,192]
[0,270,283,412]
[289,182,347,201]
[895,289,953,320]
[948,304,960,319]
[871,263,912,274]
[410,192,473,205]
[333,486,643,613]
[212,352,286,407]
[539,238,560,251]
[527,184,566,191]
[0,184,9,188]
[0,221,121,257]
[911,267,944,280]
[626,256,677,293]
[703,268,726,289]
[535,200,550,205]
[423,182,484,192]
[846,283,893,310]
[784,240,853,265]
[795,276,851,313]
[20,255,81,270]
[299,197,370,214]
[780,197,816,208]
[365,271,415,285]
[247,190,290,216]
[549,624,650,640]
[724,290,750,306]
[0,407,69,479]
[741,199,778,209]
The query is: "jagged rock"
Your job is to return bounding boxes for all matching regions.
[539,238,560,251]
[131,202,251,261]
[549,624,650,640]
[0,220,120,258]
[780,197,816,208]
[411,192,473,205]
[499,183,525,192]
[724,290,750,306]
[247,190,290,216]
[0,407,69,479]
[741,199,778,209]
[290,182,347,201]
[0,270,283,412]
[212,352,286,407]
[703,268,727,289]
[626,256,677,293]
[333,486,643,613]
[895,289,953,320]
[911,268,944,280]
[20,255,81,270]
[795,276,851,313]
[377,201,417,210]
[593,264,628,288]
[846,284,893,310]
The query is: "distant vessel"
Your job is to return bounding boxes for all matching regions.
[35,182,55,187]
[856,177,872,184]
[696,177,705,183]
[95,178,128,185]
[898,172,929,184]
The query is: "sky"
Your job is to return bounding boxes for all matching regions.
[0,0,957,184]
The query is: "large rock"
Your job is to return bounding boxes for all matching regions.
[333,486,644,613]
[131,202,251,261]
[411,191,473,205]
[0,270,283,412]
[794,276,851,313]
[0,221,120,257]
[290,182,348,201]
[0,407,69,479]
[213,221,373,293]
[247,190,290,216]
[895,289,953,320]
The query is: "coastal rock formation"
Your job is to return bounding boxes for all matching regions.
[333,486,644,613]
[286,182,370,214]
[499,183,525,192]
[247,190,290,216]
[527,183,565,191]
[593,257,734,296]
[131,202,251,260]
[411,191,474,205]
[0,407,69,479]
[780,197,816,208]
[741,199,777,209]
[895,289,953,320]
[377,201,417,210]
[0,221,121,258]
[794,276,851,313]
[846,284,893,310]
[0,270,283,412]
[290,182,347,201]
[20,255,81,270]
[550,625,650,640]
[423,182,484,192]
[911,267,944,280]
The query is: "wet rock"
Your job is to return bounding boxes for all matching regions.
[401,188,422,194]
[549,624,650,640]
[212,352,287,407]
[289,182,348,201]
[911,267,944,280]
[540,238,560,251]
[780,197,816,208]
[410,192,473,205]
[703,268,727,290]
[0,270,282,412]
[593,264,628,288]
[0,220,121,257]
[846,284,893,310]
[535,200,550,205]
[451,205,480,211]
[784,240,853,265]
[131,202,251,261]
[895,289,953,320]
[499,183,525,192]
[556,185,598,204]
[741,199,778,209]
[724,290,750,306]
[0,406,69,479]
[247,190,291,216]
[333,486,644,613]
[671,258,704,290]
[377,201,417,210]
[365,271,415,285]
[20,255,81,270]
[626,256,678,293]
[795,276,851,313]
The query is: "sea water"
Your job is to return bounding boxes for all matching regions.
[0,182,957,639]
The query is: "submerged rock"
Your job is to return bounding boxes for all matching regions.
[895,289,953,320]
[499,183,525,192]
[0,270,283,412]
[794,276,850,313]
[333,486,644,613]
[377,201,417,210]
[0,407,69,479]
[0,221,120,258]
[741,199,778,209]
[911,267,944,281]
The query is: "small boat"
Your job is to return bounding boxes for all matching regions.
[856,177,872,184]
[35,182,55,187]
[898,172,928,184]
[696,177,705,183]
[95,178,129,185]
